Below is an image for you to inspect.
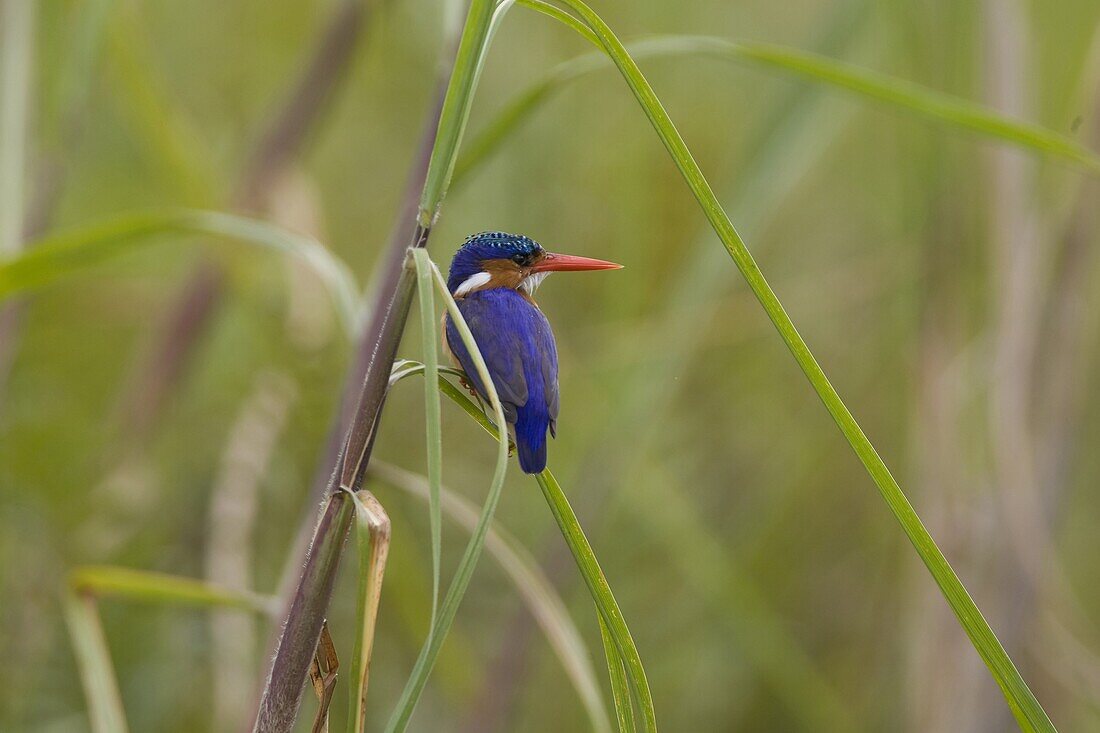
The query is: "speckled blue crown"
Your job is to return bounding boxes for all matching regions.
[460,231,541,255]
[448,231,544,292]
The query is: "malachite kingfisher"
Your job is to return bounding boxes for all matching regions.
[444,231,622,474]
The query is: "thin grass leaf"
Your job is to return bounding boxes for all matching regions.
[522,2,1056,730]
[65,566,277,733]
[591,15,870,730]
[346,490,391,733]
[417,0,497,223]
[456,34,1100,184]
[69,566,276,615]
[0,209,359,335]
[516,0,601,48]
[535,470,656,733]
[413,364,656,732]
[573,10,866,728]
[383,253,510,733]
[63,590,129,733]
[0,0,33,256]
[598,614,635,733]
[413,246,443,624]
[371,459,612,733]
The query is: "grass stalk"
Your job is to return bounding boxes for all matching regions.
[413,243,444,623]
[381,251,510,732]
[534,470,656,732]
[598,614,636,733]
[255,2,500,727]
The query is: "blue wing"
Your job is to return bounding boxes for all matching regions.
[445,289,558,473]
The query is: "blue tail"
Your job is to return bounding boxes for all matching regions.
[514,408,548,474]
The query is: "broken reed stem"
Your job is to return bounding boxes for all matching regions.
[255,79,446,733]
[252,215,432,733]
[268,84,446,615]
[253,235,427,732]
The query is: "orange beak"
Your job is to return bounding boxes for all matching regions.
[531,252,623,272]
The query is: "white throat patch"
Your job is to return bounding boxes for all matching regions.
[454,271,492,297]
[520,271,550,294]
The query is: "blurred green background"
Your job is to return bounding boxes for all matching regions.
[3,0,1100,730]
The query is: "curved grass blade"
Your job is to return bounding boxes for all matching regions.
[345,490,392,733]
[455,35,1100,184]
[581,7,869,725]
[0,209,359,335]
[520,2,1056,730]
[413,243,443,625]
[598,614,635,733]
[516,0,601,48]
[65,566,278,733]
[371,459,612,733]
[383,252,509,733]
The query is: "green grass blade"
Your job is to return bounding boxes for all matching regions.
[523,2,1057,730]
[0,0,33,256]
[384,255,510,733]
[389,360,508,443]
[598,614,635,733]
[417,0,496,223]
[346,490,391,733]
[0,209,359,334]
[69,566,276,615]
[535,470,656,733]
[372,460,612,733]
[63,590,130,733]
[575,10,865,728]
[455,34,1100,183]
[516,0,601,48]
[413,249,444,624]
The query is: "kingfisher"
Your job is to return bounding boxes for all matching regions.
[444,231,622,474]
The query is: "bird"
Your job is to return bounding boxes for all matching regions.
[443,231,622,474]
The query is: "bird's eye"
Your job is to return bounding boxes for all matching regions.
[511,253,527,265]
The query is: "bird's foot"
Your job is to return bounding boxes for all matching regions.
[458,376,479,398]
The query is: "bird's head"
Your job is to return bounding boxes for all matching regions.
[446,231,622,298]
